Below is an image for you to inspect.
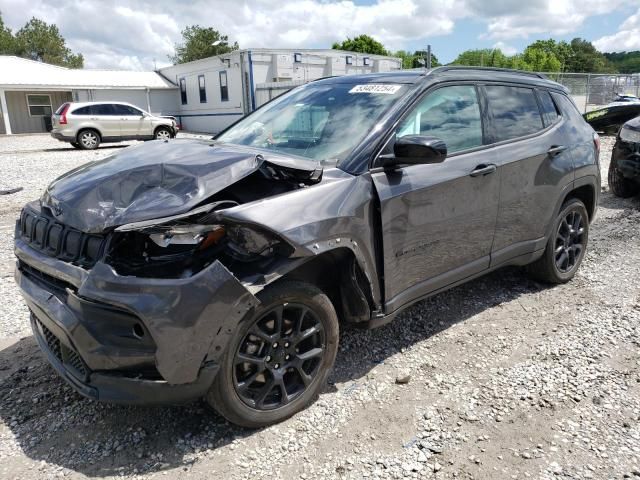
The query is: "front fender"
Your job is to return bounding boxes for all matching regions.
[218,169,383,306]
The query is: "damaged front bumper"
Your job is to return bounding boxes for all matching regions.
[14,232,258,405]
[612,139,640,179]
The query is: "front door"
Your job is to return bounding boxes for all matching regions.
[112,104,147,138]
[371,84,500,312]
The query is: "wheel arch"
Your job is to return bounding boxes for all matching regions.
[76,127,102,142]
[264,247,375,325]
[154,124,173,137]
[564,181,596,220]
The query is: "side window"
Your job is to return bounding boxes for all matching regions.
[485,85,543,142]
[551,92,584,123]
[198,75,207,103]
[91,104,115,115]
[538,90,559,126]
[72,106,91,115]
[396,84,483,154]
[27,94,52,116]
[180,78,187,105]
[219,71,229,102]
[112,105,141,116]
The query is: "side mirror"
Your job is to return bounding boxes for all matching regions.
[379,135,447,169]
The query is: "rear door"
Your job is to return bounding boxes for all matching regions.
[483,84,575,265]
[372,84,500,312]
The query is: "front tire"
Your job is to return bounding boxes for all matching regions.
[608,155,640,198]
[207,281,339,428]
[527,198,589,283]
[77,129,100,150]
[154,127,172,141]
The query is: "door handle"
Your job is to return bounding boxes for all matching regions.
[547,145,567,156]
[470,164,497,177]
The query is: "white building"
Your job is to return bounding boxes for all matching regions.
[0,49,402,135]
[0,56,177,135]
[159,48,402,133]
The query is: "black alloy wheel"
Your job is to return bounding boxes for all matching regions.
[206,281,339,428]
[554,210,585,273]
[233,303,325,410]
[527,198,589,283]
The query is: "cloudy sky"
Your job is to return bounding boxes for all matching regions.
[0,0,639,70]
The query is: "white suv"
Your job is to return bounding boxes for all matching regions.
[51,102,178,150]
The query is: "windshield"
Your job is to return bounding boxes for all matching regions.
[217,82,408,166]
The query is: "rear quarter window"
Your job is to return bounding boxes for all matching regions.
[537,90,560,126]
[551,92,585,123]
[72,106,92,115]
[55,103,69,115]
[485,85,544,142]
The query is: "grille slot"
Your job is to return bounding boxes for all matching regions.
[19,209,106,268]
[19,261,75,298]
[35,317,88,379]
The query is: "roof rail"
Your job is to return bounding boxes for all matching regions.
[429,66,548,80]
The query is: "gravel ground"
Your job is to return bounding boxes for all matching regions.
[0,134,639,480]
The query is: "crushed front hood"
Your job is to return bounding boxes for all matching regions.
[41,139,320,233]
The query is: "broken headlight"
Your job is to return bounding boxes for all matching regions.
[147,224,226,248]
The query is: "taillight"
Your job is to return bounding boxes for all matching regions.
[59,103,70,125]
[593,132,600,161]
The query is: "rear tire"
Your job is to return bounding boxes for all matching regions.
[527,198,589,284]
[77,129,100,150]
[608,155,640,198]
[154,127,172,140]
[206,281,339,428]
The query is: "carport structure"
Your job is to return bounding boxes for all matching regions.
[0,56,178,135]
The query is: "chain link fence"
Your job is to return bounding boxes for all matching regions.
[542,72,640,112]
[255,72,640,114]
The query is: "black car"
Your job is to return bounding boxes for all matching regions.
[14,67,600,427]
[584,102,640,134]
[609,115,640,198]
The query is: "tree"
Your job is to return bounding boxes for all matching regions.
[451,48,510,68]
[393,49,441,69]
[565,38,615,73]
[14,18,83,68]
[0,13,15,55]
[520,45,562,71]
[604,51,640,74]
[170,25,238,64]
[332,34,388,56]
[526,39,572,70]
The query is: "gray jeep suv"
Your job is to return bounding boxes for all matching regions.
[15,67,600,427]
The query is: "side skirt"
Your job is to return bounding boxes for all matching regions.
[365,246,545,330]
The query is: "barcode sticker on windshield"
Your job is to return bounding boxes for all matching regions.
[349,84,402,95]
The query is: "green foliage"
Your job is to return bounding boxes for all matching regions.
[332,34,388,56]
[14,18,83,68]
[0,14,83,67]
[566,38,615,73]
[0,13,15,54]
[451,48,511,68]
[393,50,441,69]
[170,25,239,64]
[520,45,562,71]
[451,38,616,73]
[604,51,640,74]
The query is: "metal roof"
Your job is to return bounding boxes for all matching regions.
[0,56,177,90]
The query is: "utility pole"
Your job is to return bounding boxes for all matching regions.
[425,45,432,70]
